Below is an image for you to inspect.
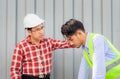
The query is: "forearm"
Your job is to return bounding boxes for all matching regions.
[51,38,73,50]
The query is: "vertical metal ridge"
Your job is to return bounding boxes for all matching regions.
[111,0,113,43]
[24,0,27,37]
[63,0,65,79]
[82,0,84,23]
[53,0,55,79]
[92,0,94,32]
[34,0,36,13]
[15,0,18,44]
[5,0,8,78]
[53,0,55,39]
[101,0,103,34]
[72,0,75,79]
[44,0,46,26]
[73,0,74,18]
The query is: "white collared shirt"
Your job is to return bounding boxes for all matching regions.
[78,33,117,79]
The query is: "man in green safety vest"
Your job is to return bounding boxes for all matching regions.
[61,19,120,79]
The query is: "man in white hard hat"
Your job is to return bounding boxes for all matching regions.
[10,13,73,79]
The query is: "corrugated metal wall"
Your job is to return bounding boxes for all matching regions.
[0,0,120,79]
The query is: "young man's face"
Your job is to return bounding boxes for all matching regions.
[66,30,85,48]
[28,24,45,41]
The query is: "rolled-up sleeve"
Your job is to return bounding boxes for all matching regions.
[49,38,73,50]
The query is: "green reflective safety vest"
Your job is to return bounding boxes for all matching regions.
[83,33,120,79]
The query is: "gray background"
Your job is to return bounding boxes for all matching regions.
[0,0,120,79]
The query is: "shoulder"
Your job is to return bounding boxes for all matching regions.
[15,38,27,49]
[90,33,107,48]
[92,34,105,42]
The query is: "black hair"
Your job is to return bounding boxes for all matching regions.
[25,28,32,30]
[61,19,85,37]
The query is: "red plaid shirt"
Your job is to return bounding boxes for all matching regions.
[10,36,72,79]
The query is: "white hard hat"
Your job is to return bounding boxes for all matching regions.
[23,13,44,28]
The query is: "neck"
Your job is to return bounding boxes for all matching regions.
[82,32,87,46]
[30,37,40,45]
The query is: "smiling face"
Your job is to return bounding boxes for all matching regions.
[28,24,45,42]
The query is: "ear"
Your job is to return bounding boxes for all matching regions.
[76,30,83,35]
[76,30,85,39]
[80,30,85,35]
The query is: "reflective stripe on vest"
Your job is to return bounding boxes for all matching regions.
[106,58,120,71]
[83,50,92,67]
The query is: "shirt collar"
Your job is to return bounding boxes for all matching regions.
[26,35,45,44]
